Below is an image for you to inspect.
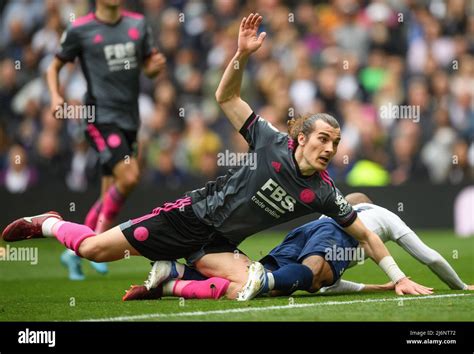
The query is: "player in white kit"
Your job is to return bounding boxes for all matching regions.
[317,193,473,294]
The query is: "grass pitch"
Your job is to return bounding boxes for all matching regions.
[0,230,472,321]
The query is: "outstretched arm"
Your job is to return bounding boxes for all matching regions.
[397,232,471,290]
[344,217,433,295]
[320,279,395,294]
[215,13,266,131]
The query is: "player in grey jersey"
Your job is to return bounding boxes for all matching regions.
[121,193,471,301]
[2,13,431,296]
[46,0,165,279]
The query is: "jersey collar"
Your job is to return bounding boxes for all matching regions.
[93,12,123,26]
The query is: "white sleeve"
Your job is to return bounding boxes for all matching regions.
[397,233,468,290]
[319,279,365,294]
[380,208,413,241]
[354,204,413,242]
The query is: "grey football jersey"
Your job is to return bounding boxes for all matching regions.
[56,11,154,130]
[188,112,357,244]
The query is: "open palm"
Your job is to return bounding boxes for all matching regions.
[238,13,267,54]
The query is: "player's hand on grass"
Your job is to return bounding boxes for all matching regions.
[50,94,64,118]
[238,13,266,55]
[395,277,433,295]
[144,48,166,78]
[467,285,474,290]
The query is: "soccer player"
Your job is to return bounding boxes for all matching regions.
[46,0,165,279]
[2,13,429,296]
[124,192,470,301]
[238,192,473,300]
[319,193,474,294]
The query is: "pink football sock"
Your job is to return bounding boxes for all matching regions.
[96,185,125,233]
[84,198,103,230]
[52,221,96,256]
[173,277,230,299]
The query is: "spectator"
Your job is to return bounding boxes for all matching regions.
[448,138,474,184]
[0,144,37,193]
[388,120,429,185]
[0,0,472,188]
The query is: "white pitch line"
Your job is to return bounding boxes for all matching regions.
[83,293,473,322]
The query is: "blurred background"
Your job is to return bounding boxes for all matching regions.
[0,0,472,232]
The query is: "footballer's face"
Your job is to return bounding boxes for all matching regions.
[298,120,341,173]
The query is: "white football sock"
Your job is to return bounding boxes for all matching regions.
[162,280,176,296]
[41,217,62,237]
[267,272,275,291]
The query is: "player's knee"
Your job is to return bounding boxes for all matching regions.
[195,253,250,284]
[301,258,320,276]
[78,239,106,262]
[118,170,140,190]
[126,169,140,187]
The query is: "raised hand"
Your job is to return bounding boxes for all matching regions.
[238,13,267,55]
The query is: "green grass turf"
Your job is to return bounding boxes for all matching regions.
[0,230,472,321]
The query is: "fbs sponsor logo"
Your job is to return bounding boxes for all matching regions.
[251,178,296,218]
[18,328,56,347]
[103,41,137,71]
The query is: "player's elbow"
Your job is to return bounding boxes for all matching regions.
[215,91,227,104]
[423,253,443,267]
[215,89,238,105]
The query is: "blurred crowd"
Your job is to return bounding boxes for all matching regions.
[0,0,473,194]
